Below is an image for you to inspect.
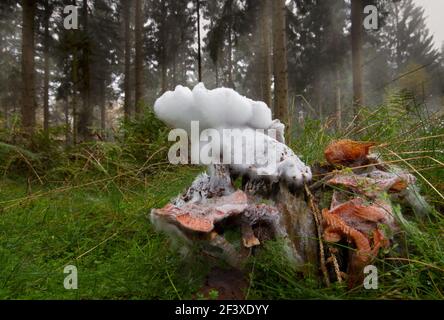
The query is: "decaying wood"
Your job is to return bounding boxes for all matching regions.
[151,164,319,271]
[274,183,318,269]
[150,138,431,290]
[305,184,330,286]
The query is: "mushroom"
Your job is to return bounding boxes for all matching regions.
[322,198,393,288]
[324,139,376,166]
[327,170,416,198]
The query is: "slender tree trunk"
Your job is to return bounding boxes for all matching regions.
[227,26,234,88]
[134,0,143,115]
[78,0,92,141]
[260,0,272,108]
[172,55,177,88]
[21,0,36,135]
[161,61,167,93]
[70,0,78,144]
[316,78,323,120]
[272,0,289,127]
[123,0,132,120]
[215,62,219,87]
[351,0,364,113]
[43,0,51,136]
[72,48,78,144]
[226,0,234,89]
[196,0,202,82]
[100,81,106,134]
[336,69,342,130]
[159,1,168,93]
[65,96,71,146]
[3,101,8,129]
[209,17,219,87]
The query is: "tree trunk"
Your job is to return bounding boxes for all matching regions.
[72,47,78,145]
[196,0,202,82]
[78,0,92,141]
[134,0,143,115]
[315,77,323,120]
[172,55,177,88]
[70,0,78,144]
[159,0,168,94]
[226,0,234,89]
[123,0,132,120]
[336,69,342,130]
[161,61,167,93]
[215,62,219,87]
[21,0,36,135]
[43,0,51,136]
[351,0,364,113]
[65,96,71,146]
[272,0,289,127]
[3,101,8,129]
[100,81,106,134]
[260,0,272,108]
[227,25,234,88]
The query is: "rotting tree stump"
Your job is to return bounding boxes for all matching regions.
[151,140,432,292]
[151,164,320,275]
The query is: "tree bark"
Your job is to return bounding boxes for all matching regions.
[161,60,167,93]
[159,0,168,93]
[43,0,51,136]
[134,0,143,115]
[123,0,132,120]
[351,0,364,113]
[197,0,202,82]
[3,101,8,129]
[65,96,71,146]
[21,0,36,135]
[272,0,289,127]
[226,0,234,89]
[100,81,106,134]
[78,0,92,141]
[336,69,342,130]
[72,47,78,145]
[260,0,272,108]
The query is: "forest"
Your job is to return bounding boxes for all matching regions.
[0,0,443,300]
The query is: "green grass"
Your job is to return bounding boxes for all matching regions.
[0,166,208,299]
[1,164,442,299]
[0,101,443,300]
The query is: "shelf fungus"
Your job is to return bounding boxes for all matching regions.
[153,190,249,234]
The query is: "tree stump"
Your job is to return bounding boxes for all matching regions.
[151,139,430,290]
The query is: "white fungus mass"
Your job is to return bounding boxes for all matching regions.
[154,83,312,187]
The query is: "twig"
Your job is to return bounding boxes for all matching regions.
[384,148,444,201]
[328,247,342,283]
[304,184,330,287]
[385,257,444,273]
[311,156,430,178]
[76,232,118,260]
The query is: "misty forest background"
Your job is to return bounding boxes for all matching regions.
[0,0,443,299]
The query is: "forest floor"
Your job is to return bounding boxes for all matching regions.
[0,103,443,300]
[1,164,443,300]
[0,166,207,299]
